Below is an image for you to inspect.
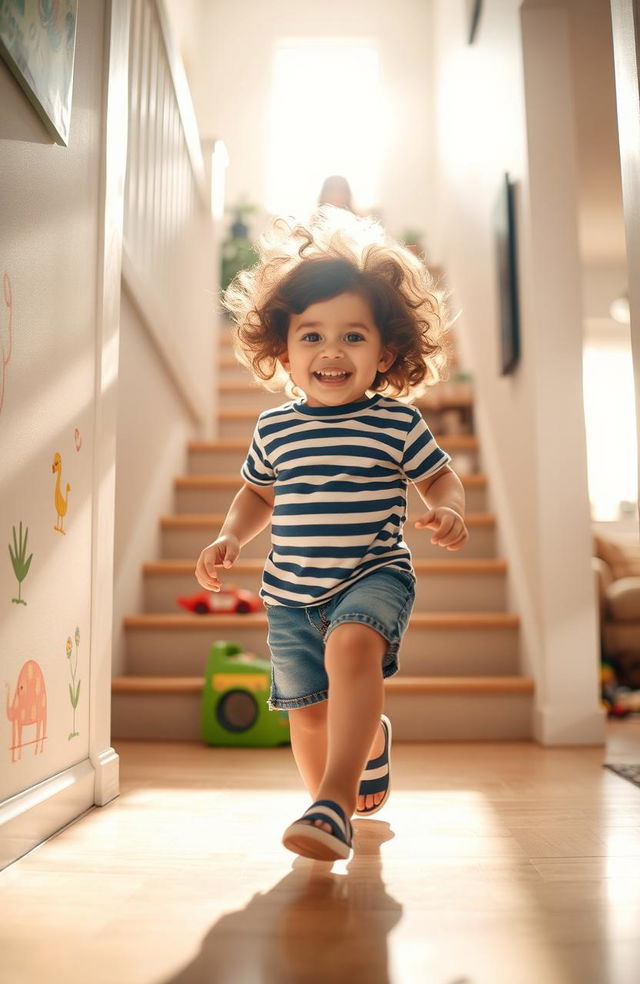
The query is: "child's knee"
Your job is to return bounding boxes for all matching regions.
[325,622,387,665]
[325,622,389,683]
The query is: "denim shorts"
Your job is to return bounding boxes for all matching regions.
[265,566,416,711]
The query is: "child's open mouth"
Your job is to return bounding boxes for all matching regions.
[313,370,352,385]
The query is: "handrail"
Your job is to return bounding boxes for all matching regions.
[153,0,207,204]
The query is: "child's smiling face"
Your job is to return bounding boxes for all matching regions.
[279,292,395,408]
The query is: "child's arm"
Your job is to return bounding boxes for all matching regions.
[412,465,469,551]
[195,482,274,591]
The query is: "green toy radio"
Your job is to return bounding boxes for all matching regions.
[201,641,290,746]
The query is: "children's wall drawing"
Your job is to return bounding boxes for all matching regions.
[9,522,33,605]
[66,628,81,740]
[51,452,71,533]
[6,661,48,762]
[1,273,12,414]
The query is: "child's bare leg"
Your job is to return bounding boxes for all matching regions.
[303,623,385,831]
[287,702,328,797]
[288,698,385,811]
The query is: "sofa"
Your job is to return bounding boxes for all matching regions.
[593,533,640,690]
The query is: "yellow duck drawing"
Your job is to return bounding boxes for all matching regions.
[52,452,71,534]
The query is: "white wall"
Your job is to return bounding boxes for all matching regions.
[0,1,111,804]
[431,0,605,744]
[562,0,626,267]
[111,290,195,675]
[173,0,437,247]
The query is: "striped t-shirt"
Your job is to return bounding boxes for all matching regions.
[240,393,451,608]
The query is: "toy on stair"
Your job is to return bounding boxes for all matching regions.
[201,641,290,746]
[600,660,635,718]
[178,586,262,615]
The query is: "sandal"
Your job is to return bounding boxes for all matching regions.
[356,714,392,817]
[282,799,353,861]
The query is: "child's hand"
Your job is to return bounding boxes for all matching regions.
[195,534,240,591]
[414,507,469,551]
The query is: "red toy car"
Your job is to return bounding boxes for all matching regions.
[178,587,263,615]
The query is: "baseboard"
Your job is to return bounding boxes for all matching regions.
[533,704,607,745]
[0,758,96,870]
[91,746,120,806]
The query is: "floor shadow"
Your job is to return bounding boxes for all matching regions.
[162,820,402,984]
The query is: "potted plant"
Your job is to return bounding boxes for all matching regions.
[221,198,259,291]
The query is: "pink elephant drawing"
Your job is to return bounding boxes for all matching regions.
[6,660,47,762]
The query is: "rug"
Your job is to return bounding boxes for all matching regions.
[603,764,640,789]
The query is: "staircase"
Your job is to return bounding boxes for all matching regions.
[112,325,534,740]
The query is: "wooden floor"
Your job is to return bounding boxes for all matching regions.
[2,722,640,984]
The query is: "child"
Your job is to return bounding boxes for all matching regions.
[195,209,469,862]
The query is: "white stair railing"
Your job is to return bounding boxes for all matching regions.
[123,0,215,428]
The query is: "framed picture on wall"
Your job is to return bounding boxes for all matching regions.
[494,173,521,375]
[0,0,78,145]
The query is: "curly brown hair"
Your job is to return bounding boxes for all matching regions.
[223,208,451,400]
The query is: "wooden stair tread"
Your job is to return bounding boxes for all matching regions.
[124,611,519,629]
[176,472,487,489]
[190,436,478,452]
[189,439,252,451]
[112,674,533,695]
[113,676,204,694]
[387,675,533,695]
[161,510,497,528]
[143,558,508,575]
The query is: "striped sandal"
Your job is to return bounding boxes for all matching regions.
[282,799,353,861]
[356,714,392,817]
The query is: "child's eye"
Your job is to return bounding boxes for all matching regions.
[345,332,365,343]
[301,332,321,343]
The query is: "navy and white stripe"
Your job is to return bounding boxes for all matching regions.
[241,393,451,607]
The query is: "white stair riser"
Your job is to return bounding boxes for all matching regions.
[218,412,481,465]
[145,568,507,614]
[218,364,255,384]
[176,480,487,515]
[125,621,519,677]
[112,692,203,741]
[162,523,497,560]
[219,388,285,411]
[384,691,533,740]
[189,448,248,472]
[111,689,532,741]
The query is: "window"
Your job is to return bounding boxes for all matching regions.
[266,39,388,219]
[583,343,638,521]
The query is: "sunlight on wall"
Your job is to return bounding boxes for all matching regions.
[266,40,390,219]
[583,345,638,521]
